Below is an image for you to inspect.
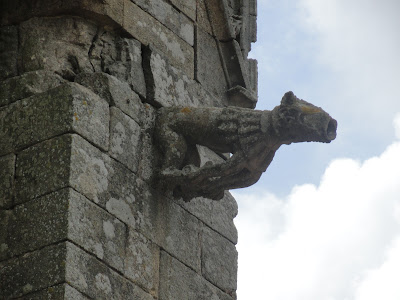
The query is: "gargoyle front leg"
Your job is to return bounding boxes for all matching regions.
[171,151,249,200]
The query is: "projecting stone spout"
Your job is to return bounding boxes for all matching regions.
[155,91,337,201]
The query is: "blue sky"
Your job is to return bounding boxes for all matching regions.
[234,0,400,299]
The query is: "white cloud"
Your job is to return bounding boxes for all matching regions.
[234,116,400,299]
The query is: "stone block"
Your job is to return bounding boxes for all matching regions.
[1,188,126,272]
[201,226,238,293]
[19,17,97,79]
[0,210,12,261]
[131,0,194,45]
[124,0,194,78]
[0,26,18,80]
[195,27,229,103]
[169,0,196,20]
[159,251,234,300]
[0,70,65,107]
[124,229,160,296]
[15,135,72,204]
[144,47,218,107]
[158,201,202,272]
[179,192,238,244]
[75,72,144,124]
[88,33,147,98]
[69,135,139,224]
[19,284,91,300]
[109,107,141,173]
[68,189,127,272]
[176,146,238,244]
[66,242,153,300]
[0,189,69,261]
[197,0,213,35]
[0,0,124,28]
[0,242,67,299]
[0,154,15,209]
[0,82,109,155]
[0,242,153,299]
[250,0,257,16]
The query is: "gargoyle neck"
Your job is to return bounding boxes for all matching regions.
[260,109,281,142]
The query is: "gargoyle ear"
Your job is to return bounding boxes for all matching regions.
[281,91,295,106]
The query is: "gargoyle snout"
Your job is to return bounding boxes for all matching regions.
[326,118,337,141]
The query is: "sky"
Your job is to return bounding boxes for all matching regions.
[233,0,400,299]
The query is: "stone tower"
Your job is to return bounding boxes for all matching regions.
[0,0,257,299]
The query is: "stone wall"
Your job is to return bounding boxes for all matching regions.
[0,0,257,299]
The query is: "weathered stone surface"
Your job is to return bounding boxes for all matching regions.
[1,188,126,271]
[227,85,257,109]
[19,284,91,300]
[124,229,160,296]
[66,242,153,300]
[68,135,146,229]
[197,0,213,35]
[201,226,238,293]
[19,17,97,79]
[15,135,72,204]
[169,0,196,20]
[124,1,194,78]
[131,0,194,45]
[144,47,218,107]
[68,189,127,272]
[137,104,158,181]
[109,107,141,173]
[0,154,15,209]
[179,192,238,244]
[0,210,12,261]
[176,146,238,243]
[0,70,65,107]
[204,0,235,41]
[0,243,67,299]
[239,1,257,58]
[0,82,109,155]
[158,201,202,272]
[0,189,69,262]
[0,26,18,80]
[196,27,229,103]
[89,33,147,98]
[159,251,234,300]
[247,58,258,97]
[0,0,124,28]
[75,72,144,124]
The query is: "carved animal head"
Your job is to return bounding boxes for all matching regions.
[271,91,337,144]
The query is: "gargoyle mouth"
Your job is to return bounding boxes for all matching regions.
[326,118,337,141]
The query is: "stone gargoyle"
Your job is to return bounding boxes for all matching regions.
[154,91,337,201]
